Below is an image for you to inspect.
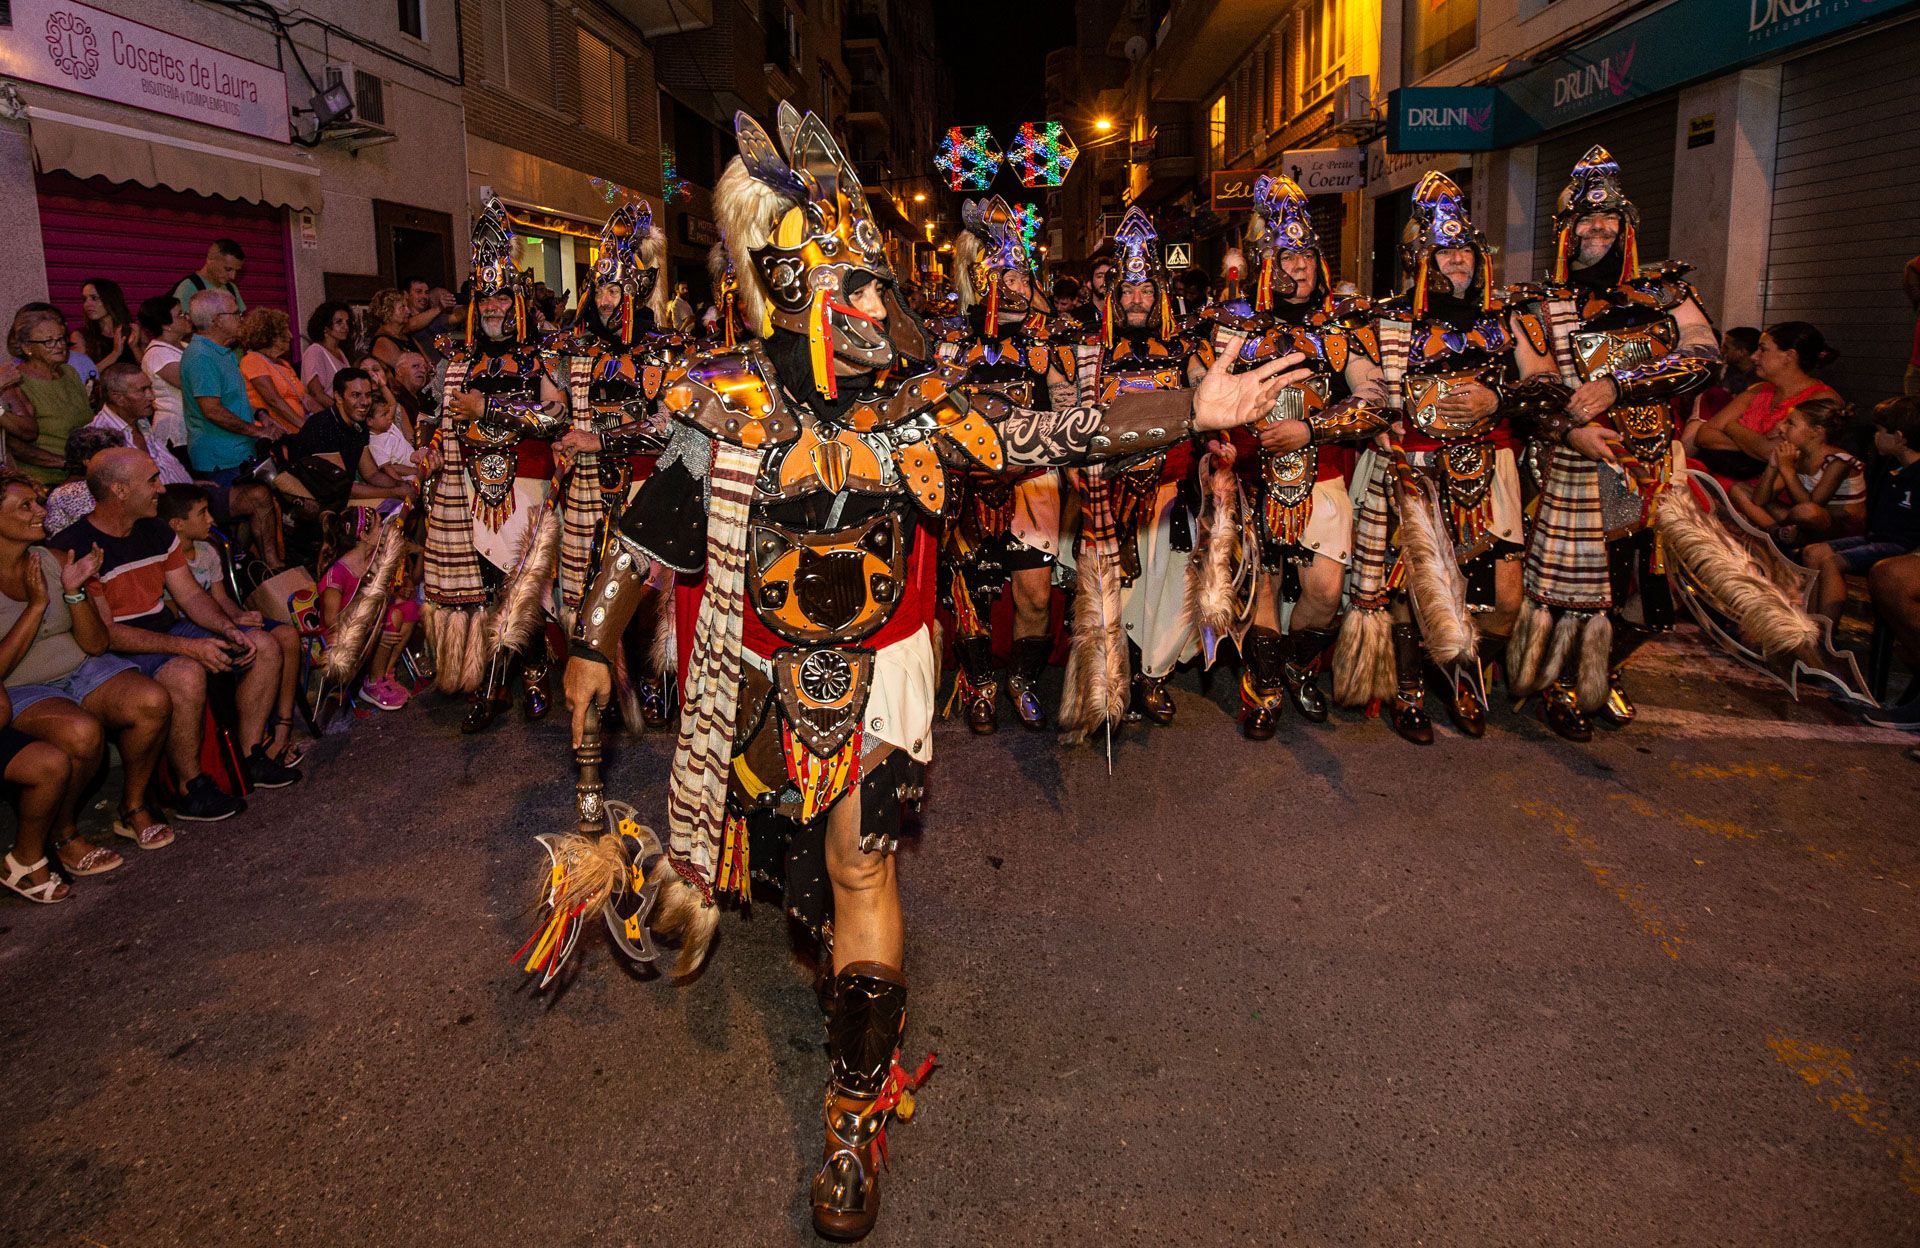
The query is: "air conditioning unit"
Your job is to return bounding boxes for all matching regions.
[324,64,393,140]
[1332,75,1372,127]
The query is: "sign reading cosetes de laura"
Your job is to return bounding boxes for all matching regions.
[1211,169,1262,211]
[0,0,291,142]
[1389,0,1920,153]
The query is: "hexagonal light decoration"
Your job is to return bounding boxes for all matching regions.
[1008,121,1077,189]
[935,126,1003,192]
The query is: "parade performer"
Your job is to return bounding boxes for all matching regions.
[1503,146,1737,740]
[1059,206,1209,739]
[1334,173,1530,744]
[1212,176,1390,740]
[423,196,568,733]
[521,103,1306,1241]
[936,196,1063,732]
[549,201,681,730]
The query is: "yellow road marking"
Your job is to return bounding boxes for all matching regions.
[1523,799,1687,960]
[1767,1031,1920,1197]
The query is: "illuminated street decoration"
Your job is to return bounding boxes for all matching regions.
[936,125,1003,191]
[1007,121,1077,188]
[661,147,690,204]
[1009,202,1043,258]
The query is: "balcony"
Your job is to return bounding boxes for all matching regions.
[1128,122,1198,205]
[1151,0,1284,101]
[602,0,713,38]
[846,83,890,129]
[845,0,888,46]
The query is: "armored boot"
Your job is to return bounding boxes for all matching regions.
[1238,626,1287,741]
[521,647,553,721]
[1133,672,1176,725]
[812,962,921,1242]
[1443,633,1504,739]
[1598,620,1655,727]
[1388,623,1433,745]
[1281,627,1334,723]
[1542,677,1594,742]
[954,637,1000,735]
[636,672,671,730]
[460,651,516,734]
[1005,636,1050,730]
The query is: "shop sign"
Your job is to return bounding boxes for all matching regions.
[1386,87,1502,154]
[1210,168,1263,211]
[1279,147,1366,194]
[298,210,318,249]
[1365,143,1469,197]
[678,214,719,247]
[1688,114,1716,148]
[0,0,291,142]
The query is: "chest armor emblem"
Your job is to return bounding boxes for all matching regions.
[748,512,907,644]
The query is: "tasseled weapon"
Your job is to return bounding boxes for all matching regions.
[320,515,410,688]
[1655,483,1821,659]
[489,505,563,658]
[1394,470,1478,669]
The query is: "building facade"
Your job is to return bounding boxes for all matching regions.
[0,0,469,337]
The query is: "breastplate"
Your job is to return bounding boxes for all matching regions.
[748,510,907,645]
[1570,316,1678,383]
[1402,370,1494,442]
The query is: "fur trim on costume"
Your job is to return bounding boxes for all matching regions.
[1656,485,1821,658]
[1576,611,1612,712]
[648,584,677,679]
[426,604,464,695]
[459,604,492,694]
[1538,610,1582,693]
[611,644,643,736]
[1058,541,1127,745]
[321,516,408,687]
[1396,474,1478,668]
[1186,452,1246,666]
[490,507,561,657]
[639,224,670,327]
[648,863,720,979]
[1506,601,1555,696]
[953,229,984,312]
[1332,606,1395,707]
[715,156,795,338]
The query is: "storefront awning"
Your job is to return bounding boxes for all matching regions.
[28,106,322,211]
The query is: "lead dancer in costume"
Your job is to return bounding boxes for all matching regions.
[1060,206,1209,739]
[937,196,1063,732]
[550,201,681,730]
[1335,173,1530,744]
[1505,147,1724,739]
[424,196,568,733]
[1216,176,1390,740]
[523,104,1306,1242]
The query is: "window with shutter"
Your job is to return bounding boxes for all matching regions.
[503,0,553,106]
[578,28,628,142]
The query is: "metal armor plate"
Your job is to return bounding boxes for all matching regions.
[1404,370,1494,442]
[774,647,876,759]
[748,512,907,645]
[1570,318,1678,381]
[1262,446,1317,509]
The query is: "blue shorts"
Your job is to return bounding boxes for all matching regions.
[1825,535,1913,575]
[8,652,140,712]
[124,619,258,677]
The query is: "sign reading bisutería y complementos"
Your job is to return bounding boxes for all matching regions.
[0,0,291,143]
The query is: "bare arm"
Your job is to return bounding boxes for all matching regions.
[196,393,265,438]
[164,564,245,639]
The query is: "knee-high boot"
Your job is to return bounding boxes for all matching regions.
[1388,622,1433,745]
[1282,627,1334,722]
[1239,625,1286,740]
[1006,635,1050,730]
[812,962,920,1242]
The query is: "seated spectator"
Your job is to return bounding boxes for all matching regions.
[160,483,305,767]
[1687,321,1839,482]
[302,302,353,408]
[137,294,194,454]
[1803,397,1920,624]
[1729,395,1866,546]
[318,506,419,711]
[1689,326,1762,425]
[0,685,79,904]
[0,469,174,884]
[238,308,318,436]
[88,362,193,486]
[178,289,284,569]
[283,369,413,506]
[49,448,299,819]
[390,349,436,428]
[74,278,139,374]
[1862,551,1920,729]
[7,306,95,485]
[44,425,126,538]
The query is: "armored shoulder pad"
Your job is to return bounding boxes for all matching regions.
[1513,310,1550,356]
[660,343,795,448]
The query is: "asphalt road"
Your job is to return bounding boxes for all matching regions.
[2,629,1917,1247]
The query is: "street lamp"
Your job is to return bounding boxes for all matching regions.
[913,191,927,203]
[1093,116,1114,132]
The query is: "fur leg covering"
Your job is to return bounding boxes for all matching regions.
[1058,541,1127,745]
[426,604,462,695]
[1186,451,1247,664]
[1536,610,1584,695]
[1506,601,1556,697]
[1332,607,1396,707]
[490,506,563,658]
[1576,612,1613,713]
[1655,485,1822,658]
[460,604,492,694]
[1395,474,1478,668]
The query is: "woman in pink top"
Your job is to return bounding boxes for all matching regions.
[1686,321,1838,481]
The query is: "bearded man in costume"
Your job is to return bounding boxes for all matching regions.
[936,196,1064,732]
[522,105,1307,1241]
[1333,173,1530,744]
[1212,176,1391,740]
[424,196,568,733]
[1058,206,1211,739]
[1504,147,1727,740]
[550,201,682,730]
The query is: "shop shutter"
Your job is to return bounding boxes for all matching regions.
[1530,97,1677,271]
[1764,16,1920,405]
[35,170,294,346]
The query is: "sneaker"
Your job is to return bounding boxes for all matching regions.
[360,677,408,712]
[244,746,302,789]
[174,775,244,822]
[1862,699,1920,731]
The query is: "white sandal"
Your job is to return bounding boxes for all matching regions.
[3,852,71,904]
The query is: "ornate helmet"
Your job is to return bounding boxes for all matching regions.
[1247,174,1328,311]
[590,200,668,340]
[954,196,1035,322]
[1551,145,1640,283]
[1399,172,1488,315]
[1103,205,1172,344]
[713,101,926,398]
[466,194,531,343]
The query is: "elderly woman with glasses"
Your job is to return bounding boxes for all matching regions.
[7,307,97,487]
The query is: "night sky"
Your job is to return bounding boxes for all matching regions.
[934,1,1078,136]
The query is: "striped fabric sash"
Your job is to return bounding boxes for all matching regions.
[425,359,488,606]
[1524,444,1613,610]
[558,353,605,613]
[665,439,761,899]
[1375,319,1412,408]
[1540,300,1585,386]
[1347,450,1396,611]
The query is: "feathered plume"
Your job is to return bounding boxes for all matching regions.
[714,156,795,339]
[1058,541,1128,745]
[1186,449,1250,666]
[953,227,984,313]
[321,516,409,687]
[1395,474,1478,668]
[1333,607,1395,706]
[489,506,562,657]
[1655,485,1821,658]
